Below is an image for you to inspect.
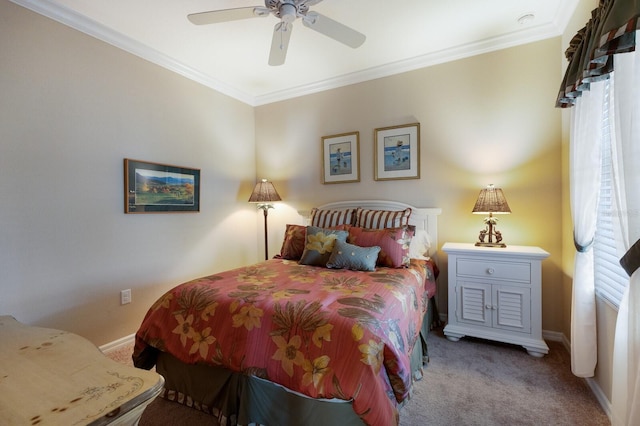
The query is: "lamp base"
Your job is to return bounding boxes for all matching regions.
[476,223,505,248]
[475,242,507,248]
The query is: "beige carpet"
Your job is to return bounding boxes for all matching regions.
[107,328,610,425]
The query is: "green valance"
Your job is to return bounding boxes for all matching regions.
[556,0,640,107]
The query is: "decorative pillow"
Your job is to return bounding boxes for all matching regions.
[278,224,307,260]
[348,226,414,268]
[310,208,355,228]
[326,240,381,272]
[409,229,432,259]
[299,226,349,267]
[354,207,412,229]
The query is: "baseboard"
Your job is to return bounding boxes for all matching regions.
[541,330,612,423]
[542,329,570,349]
[586,377,613,420]
[99,333,135,354]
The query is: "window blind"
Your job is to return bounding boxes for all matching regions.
[593,84,629,309]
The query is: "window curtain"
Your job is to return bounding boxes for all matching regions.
[569,81,603,378]
[556,0,640,108]
[558,1,640,424]
[610,47,640,426]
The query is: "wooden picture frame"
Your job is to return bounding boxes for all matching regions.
[124,159,200,213]
[322,131,360,184]
[374,123,420,181]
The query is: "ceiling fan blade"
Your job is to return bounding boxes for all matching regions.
[188,7,267,25]
[302,12,365,48]
[269,22,293,66]
[299,0,324,7]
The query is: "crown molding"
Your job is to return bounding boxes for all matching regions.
[253,21,563,106]
[12,0,577,107]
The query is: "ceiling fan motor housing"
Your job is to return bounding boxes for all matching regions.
[266,0,311,23]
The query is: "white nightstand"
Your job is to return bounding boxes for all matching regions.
[442,242,550,357]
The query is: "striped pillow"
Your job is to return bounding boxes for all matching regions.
[354,207,412,229]
[310,208,355,228]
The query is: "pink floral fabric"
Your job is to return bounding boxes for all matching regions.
[133,258,437,426]
[348,226,414,268]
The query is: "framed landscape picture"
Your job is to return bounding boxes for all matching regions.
[322,131,360,184]
[374,123,420,181]
[124,159,200,213]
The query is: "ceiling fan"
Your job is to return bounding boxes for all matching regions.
[187,0,366,66]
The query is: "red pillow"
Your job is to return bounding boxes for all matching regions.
[348,226,414,268]
[278,224,306,260]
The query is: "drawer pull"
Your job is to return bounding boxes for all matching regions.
[487,268,495,275]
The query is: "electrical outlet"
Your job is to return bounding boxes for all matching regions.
[120,289,132,305]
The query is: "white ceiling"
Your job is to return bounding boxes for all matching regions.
[13,0,578,106]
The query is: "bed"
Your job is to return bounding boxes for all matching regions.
[133,200,441,426]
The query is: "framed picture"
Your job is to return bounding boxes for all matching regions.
[124,159,200,213]
[322,131,360,184]
[374,123,420,181]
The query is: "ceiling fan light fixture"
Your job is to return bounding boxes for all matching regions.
[280,2,297,23]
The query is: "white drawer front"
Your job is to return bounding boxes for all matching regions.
[457,258,531,282]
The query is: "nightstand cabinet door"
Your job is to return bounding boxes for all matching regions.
[457,281,492,327]
[457,281,531,333]
[493,284,531,332]
[443,242,549,357]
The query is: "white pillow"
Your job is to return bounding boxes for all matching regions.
[409,229,431,259]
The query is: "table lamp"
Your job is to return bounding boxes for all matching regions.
[472,184,511,248]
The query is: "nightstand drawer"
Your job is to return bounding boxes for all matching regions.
[457,258,531,282]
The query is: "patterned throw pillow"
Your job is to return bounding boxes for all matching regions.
[326,240,381,272]
[348,226,414,268]
[409,229,432,259]
[310,208,355,228]
[278,224,307,260]
[299,226,349,267]
[354,207,412,229]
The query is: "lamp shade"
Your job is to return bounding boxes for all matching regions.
[249,179,281,203]
[472,184,511,214]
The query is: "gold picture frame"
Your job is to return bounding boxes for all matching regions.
[374,123,420,181]
[322,131,360,184]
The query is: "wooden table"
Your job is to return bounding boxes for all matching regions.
[0,315,164,425]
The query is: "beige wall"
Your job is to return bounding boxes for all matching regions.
[255,38,564,331]
[0,0,258,345]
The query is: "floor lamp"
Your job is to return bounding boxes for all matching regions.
[249,179,282,260]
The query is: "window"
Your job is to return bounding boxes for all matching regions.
[593,82,629,309]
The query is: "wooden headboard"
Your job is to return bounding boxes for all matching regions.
[298,200,442,257]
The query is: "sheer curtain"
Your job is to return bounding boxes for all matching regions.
[569,82,604,377]
[610,46,640,426]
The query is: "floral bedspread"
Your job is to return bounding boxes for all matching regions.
[133,258,437,426]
